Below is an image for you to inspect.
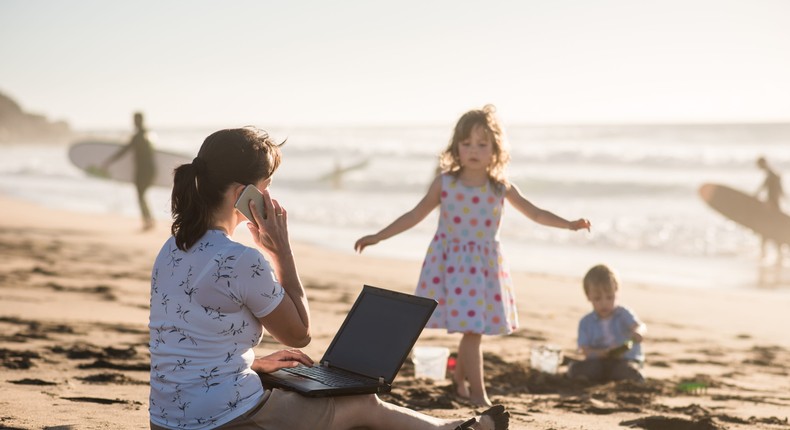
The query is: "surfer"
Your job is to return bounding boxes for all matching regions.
[322,158,369,189]
[755,156,785,262]
[103,112,156,231]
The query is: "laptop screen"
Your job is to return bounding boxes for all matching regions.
[322,285,437,383]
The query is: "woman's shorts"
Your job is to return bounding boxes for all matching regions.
[150,389,335,430]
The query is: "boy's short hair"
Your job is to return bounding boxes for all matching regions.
[583,264,619,296]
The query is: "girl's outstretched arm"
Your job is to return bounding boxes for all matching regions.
[354,175,443,253]
[506,182,591,231]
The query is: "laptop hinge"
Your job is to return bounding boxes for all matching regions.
[321,360,330,367]
[379,377,385,385]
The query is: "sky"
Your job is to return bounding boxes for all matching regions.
[1,0,790,129]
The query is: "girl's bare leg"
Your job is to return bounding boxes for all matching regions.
[458,333,491,407]
[453,339,470,399]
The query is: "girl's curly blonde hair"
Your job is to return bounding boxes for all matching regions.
[438,104,511,193]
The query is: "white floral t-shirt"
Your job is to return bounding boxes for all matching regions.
[149,230,284,429]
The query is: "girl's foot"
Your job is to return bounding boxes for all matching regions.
[453,369,490,406]
[454,383,471,400]
[452,374,470,399]
[469,394,493,407]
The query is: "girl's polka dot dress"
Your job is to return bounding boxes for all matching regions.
[416,174,518,335]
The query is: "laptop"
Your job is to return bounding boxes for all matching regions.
[258,284,437,397]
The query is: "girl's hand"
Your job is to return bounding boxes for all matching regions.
[251,349,314,373]
[354,235,379,253]
[247,190,291,257]
[568,218,591,232]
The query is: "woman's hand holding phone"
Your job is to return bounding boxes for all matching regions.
[244,187,291,258]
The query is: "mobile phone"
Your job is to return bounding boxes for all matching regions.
[234,184,266,225]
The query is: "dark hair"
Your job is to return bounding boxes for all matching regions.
[170,127,282,251]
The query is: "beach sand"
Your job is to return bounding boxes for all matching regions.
[1,194,789,429]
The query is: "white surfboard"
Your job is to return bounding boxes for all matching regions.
[68,140,191,188]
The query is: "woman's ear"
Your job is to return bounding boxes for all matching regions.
[231,183,247,202]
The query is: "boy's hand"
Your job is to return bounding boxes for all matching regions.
[606,341,633,358]
[630,322,646,343]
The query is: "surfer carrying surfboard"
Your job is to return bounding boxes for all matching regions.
[755,156,786,261]
[102,112,156,231]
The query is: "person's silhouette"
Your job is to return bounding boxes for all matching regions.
[103,112,156,230]
[755,156,785,262]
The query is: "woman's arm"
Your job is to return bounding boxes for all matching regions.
[248,193,312,348]
[259,250,311,347]
[354,175,442,253]
[506,183,590,231]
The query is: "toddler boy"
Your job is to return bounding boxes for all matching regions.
[568,264,646,383]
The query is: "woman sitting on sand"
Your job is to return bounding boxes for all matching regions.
[148,127,509,430]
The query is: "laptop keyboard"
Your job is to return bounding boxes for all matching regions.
[283,365,368,387]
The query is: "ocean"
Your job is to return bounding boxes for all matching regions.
[2,123,790,291]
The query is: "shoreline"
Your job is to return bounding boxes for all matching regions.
[2,137,786,294]
[1,194,789,429]
[12,180,784,293]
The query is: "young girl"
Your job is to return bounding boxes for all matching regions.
[355,105,590,406]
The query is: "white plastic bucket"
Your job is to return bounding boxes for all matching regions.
[412,346,449,380]
[529,345,563,374]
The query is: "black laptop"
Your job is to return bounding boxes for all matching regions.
[258,285,437,397]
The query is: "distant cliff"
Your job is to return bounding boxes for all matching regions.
[0,91,73,143]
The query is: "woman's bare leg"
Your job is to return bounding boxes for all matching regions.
[330,394,457,429]
[330,394,500,430]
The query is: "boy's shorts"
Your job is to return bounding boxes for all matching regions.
[568,357,644,383]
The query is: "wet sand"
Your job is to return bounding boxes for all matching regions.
[0,195,789,429]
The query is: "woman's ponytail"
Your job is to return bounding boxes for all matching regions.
[171,158,211,251]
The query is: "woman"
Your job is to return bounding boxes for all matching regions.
[148,127,509,430]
